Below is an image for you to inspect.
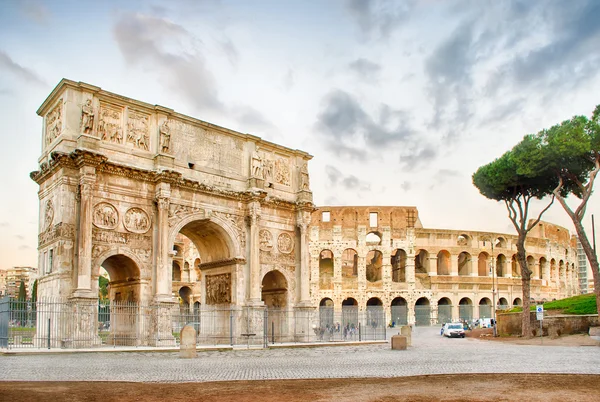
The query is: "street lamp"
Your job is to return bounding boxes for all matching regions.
[489,240,498,337]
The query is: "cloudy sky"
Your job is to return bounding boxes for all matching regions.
[1,0,599,270]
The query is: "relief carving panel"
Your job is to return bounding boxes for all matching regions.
[127,110,149,150]
[44,200,54,230]
[259,229,273,251]
[93,202,118,229]
[277,232,294,254]
[98,103,123,144]
[168,204,205,227]
[123,207,151,233]
[92,228,151,248]
[38,222,76,247]
[205,273,231,305]
[45,99,62,145]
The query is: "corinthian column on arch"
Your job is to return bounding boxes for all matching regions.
[296,210,312,306]
[154,183,172,302]
[247,200,262,304]
[73,166,96,297]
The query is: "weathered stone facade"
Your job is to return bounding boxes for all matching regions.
[31,80,314,342]
[31,80,578,334]
[310,207,578,325]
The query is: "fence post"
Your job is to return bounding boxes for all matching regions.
[263,309,268,348]
[47,318,51,349]
[229,309,233,346]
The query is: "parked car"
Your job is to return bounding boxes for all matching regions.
[443,323,465,338]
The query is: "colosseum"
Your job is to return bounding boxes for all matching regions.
[308,207,578,326]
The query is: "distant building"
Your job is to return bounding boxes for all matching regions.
[4,267,38,299]
[576,238,595,294]
[0,270,7,296]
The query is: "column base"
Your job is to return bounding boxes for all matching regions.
[71,289,96,299]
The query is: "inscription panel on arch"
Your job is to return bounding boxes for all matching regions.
[169,120,243,175]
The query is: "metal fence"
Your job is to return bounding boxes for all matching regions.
[0,297,386,350]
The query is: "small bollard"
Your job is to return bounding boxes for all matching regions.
[400,325,412,346]
[179,325,197,358]
[391,335,407,350]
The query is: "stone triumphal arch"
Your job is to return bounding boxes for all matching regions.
[32,79,314,344]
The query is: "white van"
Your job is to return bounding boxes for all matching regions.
[479,318,492,328]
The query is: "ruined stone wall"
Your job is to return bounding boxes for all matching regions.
[310,207,579,325]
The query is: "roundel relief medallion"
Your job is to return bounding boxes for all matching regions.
[93,202,118,229]
[124,207,151,233]
[277,232,294,254]
[259,229,273,251]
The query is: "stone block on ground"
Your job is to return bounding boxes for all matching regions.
[179,325,197,358]
[400,325,412,346]
[391,335,407,350]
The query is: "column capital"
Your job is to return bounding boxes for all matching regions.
[156,196,170,211]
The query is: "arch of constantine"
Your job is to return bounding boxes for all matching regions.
[30,80,578,346]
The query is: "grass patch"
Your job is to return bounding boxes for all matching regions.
[501,294,597,315]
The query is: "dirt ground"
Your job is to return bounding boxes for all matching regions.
[1,374,599,402]
[466,327,600,346]
[1,334,598,402]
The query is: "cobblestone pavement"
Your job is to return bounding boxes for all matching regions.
[1,326,599,383]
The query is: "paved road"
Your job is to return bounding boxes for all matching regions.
[1,326,599,383]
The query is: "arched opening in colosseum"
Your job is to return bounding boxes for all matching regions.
[457,234,471,247]
[496,254,507,277]
[511,255,520,277]
[341,249,358,288]
[478,252,489,276]
[479,297,492,318]
[366,250,383,282]
[97,254,141,345]
[513,297,522,307]
[495,237,506,248]
[437,250,450,275]
[366,231,382,245]
[527,256,536,278]
[391,249,407,282]
[498,297,509,310]
[182,261,189,282]
[391,297,407,325]
[172,261,182,282]
[261,270,288,308]
[319,298,334,328]
[550,259,557,281]
[414,249,429,274]
[539,257,547,280]
[559,260,565,282]
[459,297,473,321]
[319,249,334,290]
[414,297,431,326]
[366,298,384,329]
[342,297,358,329]
[458,252,472,276]
[437,297,452,324]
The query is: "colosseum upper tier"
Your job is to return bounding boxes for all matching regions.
[309,206,578,326]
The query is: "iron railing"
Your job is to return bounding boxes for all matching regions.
[0,297,386,350]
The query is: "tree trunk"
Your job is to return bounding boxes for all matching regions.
[572,219,600,315]
[516,236,531,338]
